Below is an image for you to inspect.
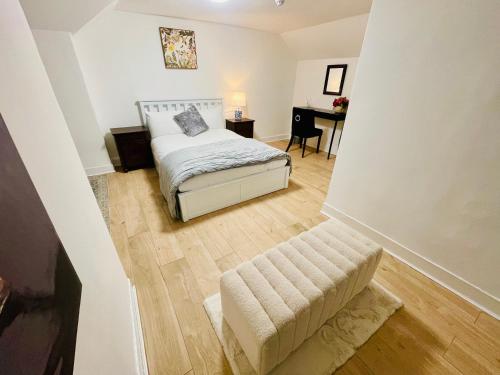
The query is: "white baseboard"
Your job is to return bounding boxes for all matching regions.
[258,134,290,142]
[85,163,115,176]
[321,203,500,319]
[129,281,149,375]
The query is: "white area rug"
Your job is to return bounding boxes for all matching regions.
[204,281,402,375]
[88,174,109,228]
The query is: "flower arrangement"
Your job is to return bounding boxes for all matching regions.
[333,97,349,112]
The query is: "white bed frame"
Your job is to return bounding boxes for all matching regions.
[138,98,290,222]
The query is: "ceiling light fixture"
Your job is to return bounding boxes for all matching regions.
[274,0,285,6]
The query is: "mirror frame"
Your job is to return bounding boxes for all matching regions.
[323,64,347,96]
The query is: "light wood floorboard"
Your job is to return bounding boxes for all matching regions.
[107,141,499,375]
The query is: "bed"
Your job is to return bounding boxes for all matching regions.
[138,98,291,222]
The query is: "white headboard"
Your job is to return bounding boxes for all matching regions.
[137,98,224,126]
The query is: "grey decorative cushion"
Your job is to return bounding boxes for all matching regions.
[173,105,209,137]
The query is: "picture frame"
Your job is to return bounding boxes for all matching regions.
[323,64,347,96]
[159,27,198,70]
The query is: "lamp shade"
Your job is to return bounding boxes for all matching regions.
[231,92,247,107]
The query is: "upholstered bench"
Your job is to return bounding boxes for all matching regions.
[220,218,383,375]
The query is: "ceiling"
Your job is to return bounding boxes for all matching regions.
[20,0,371,34]
[115,0,372,34]
[20,0,115,32]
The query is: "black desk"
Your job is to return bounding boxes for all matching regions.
[295,106,346,159]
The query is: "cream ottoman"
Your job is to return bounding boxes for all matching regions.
[220,218,383,375]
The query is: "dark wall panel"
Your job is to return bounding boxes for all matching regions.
[0,114,82,375]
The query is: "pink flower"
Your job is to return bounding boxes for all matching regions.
[333,97,349,109]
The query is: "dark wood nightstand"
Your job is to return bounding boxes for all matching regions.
[226,118,254,138]
[110,126,154,172]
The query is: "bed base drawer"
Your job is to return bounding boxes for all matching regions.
[177,166,290,222]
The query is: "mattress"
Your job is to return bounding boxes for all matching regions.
[151,129,287,192]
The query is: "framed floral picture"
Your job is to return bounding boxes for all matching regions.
[159,27,198,69]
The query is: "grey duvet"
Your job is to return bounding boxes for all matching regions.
[159,138,291,218]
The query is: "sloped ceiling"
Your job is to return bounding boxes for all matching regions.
[20,0,371,34]
[115,0,372,33]
[20,0,115,32]
[281,13,370,59]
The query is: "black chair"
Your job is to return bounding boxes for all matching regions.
[285,107,323,158]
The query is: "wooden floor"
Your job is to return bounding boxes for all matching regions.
[107,141,500,375]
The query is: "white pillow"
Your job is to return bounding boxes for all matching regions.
[199,106,224,129]
[145,111,183,138]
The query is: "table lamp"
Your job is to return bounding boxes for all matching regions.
[231,92,246,121]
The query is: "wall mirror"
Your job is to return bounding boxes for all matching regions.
[323,64,347,96]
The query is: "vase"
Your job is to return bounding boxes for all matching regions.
[334,106,344,113]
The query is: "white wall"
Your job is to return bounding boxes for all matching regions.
[286,12,367,155]
[0,1,139,373]
[72,7,297,162]
[281,14,369,60]
[324,0,500,316]
[292,58,358,155]
[32,29,114,175]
